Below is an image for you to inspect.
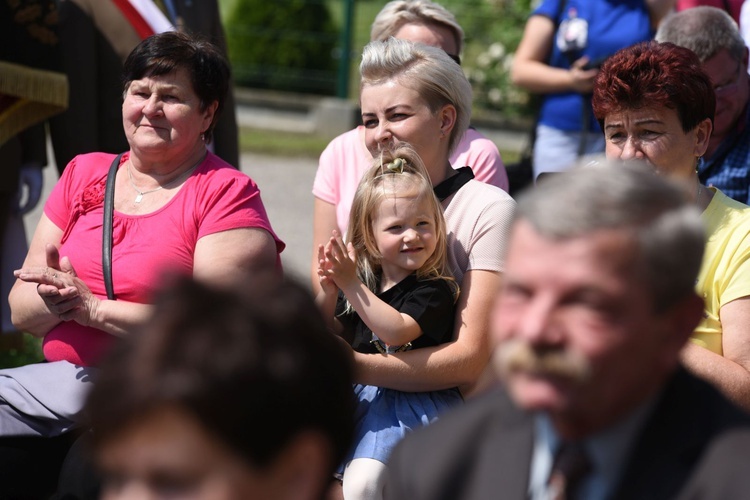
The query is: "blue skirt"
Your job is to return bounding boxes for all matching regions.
[340,383,463,470]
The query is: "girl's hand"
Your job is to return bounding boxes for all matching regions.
[322,230,358,288]
[317,244,338,297]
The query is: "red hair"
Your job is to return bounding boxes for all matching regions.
[592,41,715,132]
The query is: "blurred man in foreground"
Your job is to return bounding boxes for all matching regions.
[385,163,750,500]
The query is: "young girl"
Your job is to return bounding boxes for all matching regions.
[317,144,462,500]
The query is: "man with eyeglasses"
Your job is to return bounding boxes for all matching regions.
[657,6,750,204]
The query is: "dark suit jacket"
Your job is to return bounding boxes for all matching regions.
[676,428,750,499]
[385,368,750,500]
[50,0,239,173]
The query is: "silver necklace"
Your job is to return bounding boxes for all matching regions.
[126,154,205,203]
[127,162,163,203]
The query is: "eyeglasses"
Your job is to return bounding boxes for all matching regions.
[714,62,744,96]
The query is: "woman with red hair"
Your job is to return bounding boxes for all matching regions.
[592,41,750,412]
[511,0,675,179]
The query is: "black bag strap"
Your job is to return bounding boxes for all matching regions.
[103,153,124,301]
[433,166,475,201]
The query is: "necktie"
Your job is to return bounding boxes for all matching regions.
[546,442,592,500]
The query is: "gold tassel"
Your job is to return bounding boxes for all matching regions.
[0,61,68,145]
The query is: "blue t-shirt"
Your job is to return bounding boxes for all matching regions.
[533,0,654,132]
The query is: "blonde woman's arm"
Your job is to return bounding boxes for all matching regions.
[354,270,501,395]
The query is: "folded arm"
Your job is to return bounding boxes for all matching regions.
[10,215,153,337]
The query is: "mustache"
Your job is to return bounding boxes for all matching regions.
[492,339,592,383]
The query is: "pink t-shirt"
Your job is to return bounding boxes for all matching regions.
[313,126,509,235]
[43,151,284,366]
[442,180,515,282]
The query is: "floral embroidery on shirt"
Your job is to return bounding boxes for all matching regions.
[61,177,106,244]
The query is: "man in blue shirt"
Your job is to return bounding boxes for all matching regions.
[384,163,750,500]
[657,6,750,204]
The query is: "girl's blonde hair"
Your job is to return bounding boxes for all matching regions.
[345,143,457,304]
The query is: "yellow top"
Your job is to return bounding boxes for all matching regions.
[693,188,750,354]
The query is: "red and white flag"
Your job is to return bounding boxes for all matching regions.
[111,0,174,39]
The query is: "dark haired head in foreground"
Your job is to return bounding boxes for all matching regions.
[86,275,355,500]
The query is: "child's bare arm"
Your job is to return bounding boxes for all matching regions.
[339,280,422,346]
[321,232,421,346]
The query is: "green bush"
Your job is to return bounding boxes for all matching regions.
[225,0,339,95]
[442,0,535,121]
[0,333,43,369]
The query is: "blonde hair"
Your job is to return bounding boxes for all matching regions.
[360,38,472,156]
[370,0,464,54]
[344,143,457,311]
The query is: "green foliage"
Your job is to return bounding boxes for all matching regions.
[223,0,536,119]
[239,127,332,158]
[237,125,522,162]
[0,333,43,369]
[442,0,535,120]
[327,0,382,99]
[225,0,339,95]
[442,0,532,47]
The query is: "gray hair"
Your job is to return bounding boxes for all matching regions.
[655,6,745,62]
[360,37,472,155]
[370,0,465,54]
[516,161,706,311]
